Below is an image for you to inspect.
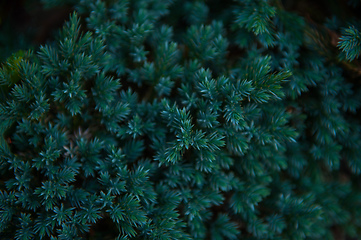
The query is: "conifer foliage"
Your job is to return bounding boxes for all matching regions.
[1,0,361,239]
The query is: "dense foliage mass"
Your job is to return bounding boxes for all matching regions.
[1,0,361,239]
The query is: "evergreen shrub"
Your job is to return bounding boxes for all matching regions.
[1,0,361,239]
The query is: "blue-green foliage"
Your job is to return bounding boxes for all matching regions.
[1,0,361,239]
[338,25,361,61]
